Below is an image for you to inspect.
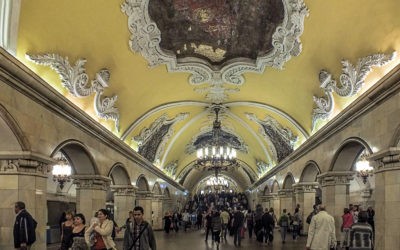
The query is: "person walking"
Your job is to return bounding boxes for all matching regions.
[292,208,301,241]
[211,210,222,249]
[13,201,37,250]
[306,205,336,250]
[60,210,74,250]
[70,213,86,250]
[340,208,353,249]
[220,208,230,241]
[245,209,254,239]
[278,209,289,244]
[85,209,117,250]
[123,206,157,250]
[262,207,275,245]
[349,211,373,250]
[231,207,245,247]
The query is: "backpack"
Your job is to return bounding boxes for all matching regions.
[279,214,289,227]
[26,214,37,245]
[306,211,315,224]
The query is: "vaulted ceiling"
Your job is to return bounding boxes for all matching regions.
[8,0,400,191]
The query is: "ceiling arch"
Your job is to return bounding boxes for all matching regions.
[2,0,400,194]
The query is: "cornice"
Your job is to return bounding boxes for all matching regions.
[0,48,185,191]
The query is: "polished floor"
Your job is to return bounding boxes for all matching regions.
[47,228,307,249]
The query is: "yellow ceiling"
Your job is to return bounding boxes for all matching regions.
[13,0,400,189]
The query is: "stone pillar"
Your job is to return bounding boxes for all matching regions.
[370,148,400,250]
[318,171,354,238]
[293,182,319,234]
[136,191,153,225]
[278,189,294,214]
[151,195,164,230]
[162,197,173,214]
[269,193,281,219]
[111,185,136,227]
[73,175,110,221]
[0,157,51,250]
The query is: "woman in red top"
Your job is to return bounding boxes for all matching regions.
[341,208,353,250]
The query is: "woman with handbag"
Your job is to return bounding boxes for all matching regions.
[85,209,116,250]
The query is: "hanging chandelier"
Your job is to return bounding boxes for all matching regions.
[52,157,72,190]
[206,176,229,190]
[196,106,237,176]
[355,153,373,184]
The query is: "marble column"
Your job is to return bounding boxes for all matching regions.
[73,175,110,221]
[370,148,400,250]
[278,189,294,214]
[269,193,281,219]
[151,195,164,230]
[0,157,51,250]
[111,185,136,227]
[136,191,153,225]
[162,197,173,214]
[318,171,354,238]
[293,182,319,234]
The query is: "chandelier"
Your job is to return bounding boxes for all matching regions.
[355,153,373,184]
[196,106,237,177]
[206,176,229,190]
[52,158,72,190]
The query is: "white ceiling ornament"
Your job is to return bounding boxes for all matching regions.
[312,52,396,131]
[26,53,120,131]
[121,0,309,102]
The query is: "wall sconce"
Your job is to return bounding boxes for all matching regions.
[355,154,373,184]
[52,158,72,189]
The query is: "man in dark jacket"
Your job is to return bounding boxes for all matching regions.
[231,207,244,247]
[14,201,37,249]
[262,208,275,245]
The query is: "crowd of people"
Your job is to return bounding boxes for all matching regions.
[13,197,375,250]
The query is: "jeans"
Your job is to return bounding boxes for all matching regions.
[280,226,287,242]
[234,227,242,246]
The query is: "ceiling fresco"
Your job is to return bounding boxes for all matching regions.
[3,0,400,191]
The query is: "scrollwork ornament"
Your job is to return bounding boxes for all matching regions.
[26,54,93,97]
[26,54,120,131]
[311,53,395,131]
[92,69,120,132]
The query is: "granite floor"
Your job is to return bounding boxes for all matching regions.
[47,228,308,250]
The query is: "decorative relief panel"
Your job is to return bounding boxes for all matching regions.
[312,52,395,130]
[73,175,111,191]
[121,0,308,102]
[26,54,120,131]
[246,113,297,162]
[0,159,50,175]
[317,172,355,187]
[163,160,178,179]
[256,160,270,177]
[133,113,189,164]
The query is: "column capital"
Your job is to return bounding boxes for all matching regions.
[73,175,111,191]
[317,171,355,187]
[111,184,137,195]
[293,182,319,193]
[278,188,293,197]
[136,190,153,198]
[369,147,400,173]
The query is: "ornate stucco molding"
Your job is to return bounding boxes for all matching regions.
[25,54,120,131]
[0,158,50,176]
[312,52,396,130]
[317,171,355,187]
[133,112,189,164]
[72,175,111,191]
[256,160,270,177]
[121,0,308,102]
[163,160,178,179]
[111,184,137,195]
[246,113,298,162]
